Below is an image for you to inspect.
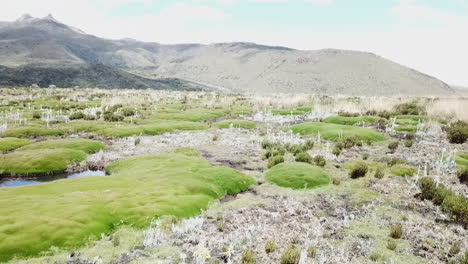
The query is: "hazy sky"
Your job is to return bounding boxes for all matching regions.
[1,0,468,86]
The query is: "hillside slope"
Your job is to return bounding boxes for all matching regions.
[0,14,455,95]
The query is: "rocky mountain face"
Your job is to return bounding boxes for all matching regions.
[0,14,456,95]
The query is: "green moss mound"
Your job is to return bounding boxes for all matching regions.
[96,121,208,138]
[266,162,331,189]
[0,148,87,175]
[17,138,105,154]
[215,119,256,129]
[291,122,386,142]
[391,164,417,176]
[271,106,311,116]
[0,137,32,152]
[456,154,468,170]
[2,127,65,138]
[0,154,255,262]
[323,116,380,126]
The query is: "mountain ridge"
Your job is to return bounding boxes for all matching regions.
[0,14,456,95]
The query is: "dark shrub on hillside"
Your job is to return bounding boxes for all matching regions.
[84,115,97,121]
[69,111,85,120]
[103,111,124,122]
[377,118,388,130]
[122,108,136,117]
[458,168,468,185]
[388,157,406,166]
[32,111,41,119]
[295,152,312,164]
[389,224,403,239]
[287,144,308,155]
[332,146,341,156]
[377,110,392,120]
[393,102,426,115]
[404,140,413,148]
[388,141,399,153]
[268,155,284,168]
[338,111,359,117]
[263,147,286,160]
[350,161,368,179]
[418,177,468,227]
[339,135,361,149]
[447,121,468,144]
[313,155,326,167]
[374,166,384,179]
[280,245,301,264]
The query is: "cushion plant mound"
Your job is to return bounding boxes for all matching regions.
[266,162,331,189]
[0,148,87,175]
[2,127,65,138]
[391,164,417,176]
[152,108,228,122]
[271,106,311,116]
[323,116,380,126]
[0,154,256,262]
[291,122,386,142]
[17,138,105,154]
[96,121,208,138]
[215,119,257,129]
[456,153,468,170]
[0,137,32,152]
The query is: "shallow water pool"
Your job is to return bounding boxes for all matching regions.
[0,170,106,188]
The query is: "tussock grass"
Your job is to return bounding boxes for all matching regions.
[215,119,256,129]
[455,154,468,170]
[152,108,227,122]
[323,116,380,125]
[0,137,32,152]
[291,122,385,142]
[391,164,417,176]
[266,162,330,189]
[0,154,255,262]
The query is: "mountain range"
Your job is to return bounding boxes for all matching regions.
[0,14,456,95]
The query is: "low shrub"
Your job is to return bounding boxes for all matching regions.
[32,112,41,119]
[280,245,301,264]
[404,140,413,148]
[332,146,342,156]
[103,111,124,122]
[242,249,256,264]
[447,121,468,144]
[332,177,341,185]
[268,155,284,168]
[418,177,468,227]
[388,141,399,153]
[295,152,312,164]
[287,144,308,155]
[389,224,403,239]
[69,111,85,120]
[388,157,406,167]
[458,168,468,185]
[391,164,417,176]
[362,153,369,160]
[122,108,136,117]
[393,102,426,115]
[387,240,397,251]
[305,140,314,149]
[338,135,361,149]
[263,147,286,160]
[449,242,461,256]
[265,240,276,253]
[374,166,384,179]
[349,161,368,179]
[313,155,326,167]
[307,246,317,258]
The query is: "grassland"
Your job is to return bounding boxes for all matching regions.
[323,116,380,125]
[0,138,32,152]
[214,119,256,129]
[291,122,386,142]
[2,127,65,138]
[266,162,331,189]
[0,153,255,262]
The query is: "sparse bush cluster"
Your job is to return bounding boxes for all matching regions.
[447,121,468,144]
[419,177,468,227]
[388,141,399,153]
[280,245,301,264]
[262,140,315,168]
[393,101,426,115]
[349,161,368,179]
[103,110,124,122]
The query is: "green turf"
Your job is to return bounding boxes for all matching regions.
[0,154,255,262]
[152,108,228,122]
[17,138,105,154]
[58,120,111,133]
[2,127,65,138]
[96,121,208,137]
[173,147,201,157]
[456,153,468,170]
[214,119,256,129]
[291,122,386,142]
[266,162,331,189]
[0,138,32,152]
[271,106,311,116]
[0,148,87,175]
[395,125,417,132]
[390,164,417,176]
[323,116,381,126]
